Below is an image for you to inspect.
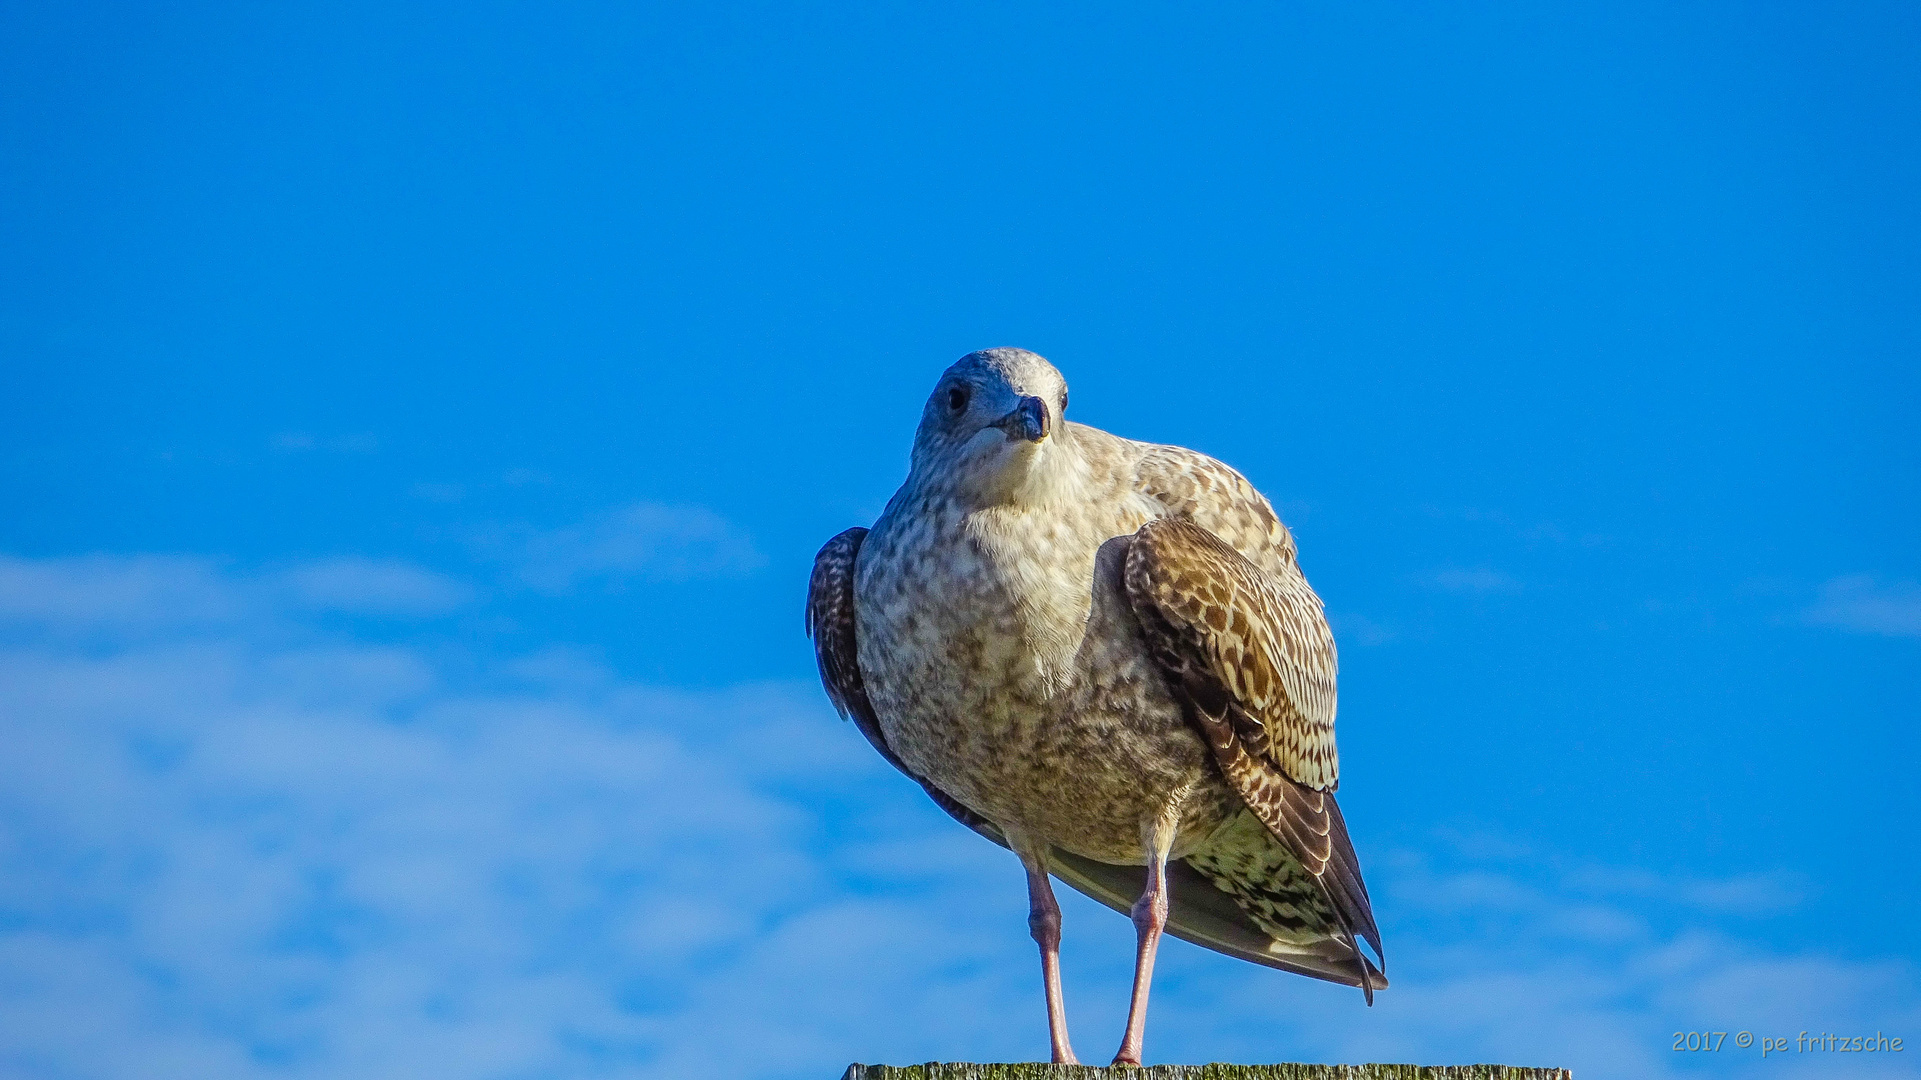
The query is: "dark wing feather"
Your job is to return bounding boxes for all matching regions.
[1125,517,1385,996]
[806,527,1008,847]
[1046,847,1384,989]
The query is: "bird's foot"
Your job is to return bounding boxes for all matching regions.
[1111,1053,1143,1067]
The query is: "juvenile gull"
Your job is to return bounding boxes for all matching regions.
[806,348,1384,1065]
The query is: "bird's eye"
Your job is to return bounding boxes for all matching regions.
[1060,392,1068,415]
[947,386,969,414]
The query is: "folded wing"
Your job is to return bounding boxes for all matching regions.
[1123,516,1385,997]
[806,527,1000,837]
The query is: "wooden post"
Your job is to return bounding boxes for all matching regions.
[844,1065,1571,1080]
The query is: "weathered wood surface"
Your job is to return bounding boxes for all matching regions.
[844,1064,1570,1080]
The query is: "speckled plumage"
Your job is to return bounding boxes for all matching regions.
[808,348,1383,1062]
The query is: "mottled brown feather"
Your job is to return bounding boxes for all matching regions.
[806,528,1006,839]
[1124,517,1384,994]
[1132,451,1341,787]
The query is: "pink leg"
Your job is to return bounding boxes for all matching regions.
[1112,840,1172,1066]
[1019,850,1079,1064]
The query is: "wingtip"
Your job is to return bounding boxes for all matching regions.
[1359,955,1388,1003]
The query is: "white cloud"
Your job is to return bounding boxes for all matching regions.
[0,552,1006,1078]
[275,557,472,615]
[479,503,766,592]
[1804,575,1921,638]
[0,552,1913,1080]
[0,554,246,628]
[1157,850,1918,1080]
[0,644,861,1077]
[0,554,471,634]
[1563,865,1812,917]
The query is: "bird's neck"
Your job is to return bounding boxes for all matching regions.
[911,438,1091,513]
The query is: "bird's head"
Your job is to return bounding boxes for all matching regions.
[908,348,1078,507]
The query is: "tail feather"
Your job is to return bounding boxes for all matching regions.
[1045,842,1387,993]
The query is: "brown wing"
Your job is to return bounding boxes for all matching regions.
[1132,446,1339,782]
[1124,517,1384,994]
[805,527,1007,845]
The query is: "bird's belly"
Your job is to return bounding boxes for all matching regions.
[857,502,1238,863]
[877,681,1240,865]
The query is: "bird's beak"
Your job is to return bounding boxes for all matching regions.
[996,396,1051,443]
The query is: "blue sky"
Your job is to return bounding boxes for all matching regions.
[2,3,1917,1078]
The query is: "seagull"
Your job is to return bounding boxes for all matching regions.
[807,348,1384,1066]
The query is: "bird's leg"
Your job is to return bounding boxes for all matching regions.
[1112,819,1176,1067]
[1016,844,1079,1064]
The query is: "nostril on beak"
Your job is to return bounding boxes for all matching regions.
[1010,396,1049,442]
